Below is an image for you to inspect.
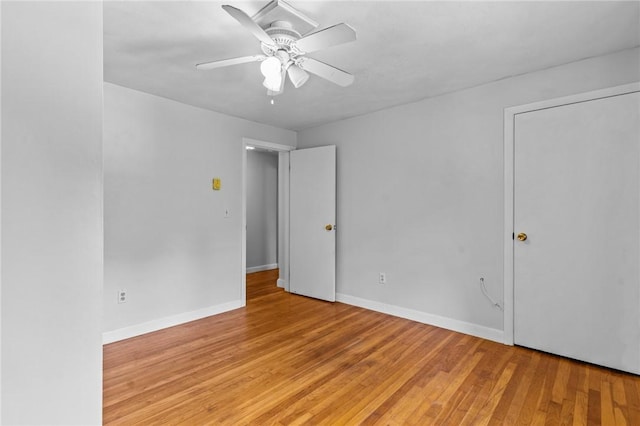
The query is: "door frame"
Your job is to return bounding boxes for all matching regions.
[502,82,640,345]
[241,137,294,304]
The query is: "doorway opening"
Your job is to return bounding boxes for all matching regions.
[246,148,278,274]
[241,138,294,305]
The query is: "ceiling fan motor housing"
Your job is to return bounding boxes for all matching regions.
[263,21,301,54]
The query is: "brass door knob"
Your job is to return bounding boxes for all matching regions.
[325,224,333,231]
[517,232,528,241]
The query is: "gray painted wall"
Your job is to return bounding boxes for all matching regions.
[247,150,278,269]
[297,47,640,339]
[103,83,295,335]
[1,2,104,424]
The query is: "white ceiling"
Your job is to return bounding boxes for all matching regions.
[104,1,640,131]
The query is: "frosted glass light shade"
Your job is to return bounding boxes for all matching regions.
[287,65,309,88]
[263,75,282,92]
[260,57,281,78]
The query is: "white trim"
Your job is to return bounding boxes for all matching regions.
[241,140,247,305]
[336,293,504,344]
[244,138,295,152]
[504,83,640,117]
[503,102,515,345]
[503,82,640,346]
[246,263,278,273]
[102,300,243,344]
[0,2,3,417]
[277,151,291,292]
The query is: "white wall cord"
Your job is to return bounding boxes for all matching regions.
[480,277,503,311]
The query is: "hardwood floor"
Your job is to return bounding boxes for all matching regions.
[104,270,640,425]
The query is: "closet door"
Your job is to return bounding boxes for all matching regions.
[514,91,640,373]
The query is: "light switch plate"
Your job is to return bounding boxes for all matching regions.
[212,178,221,190]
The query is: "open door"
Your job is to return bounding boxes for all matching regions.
[289,145,336,302]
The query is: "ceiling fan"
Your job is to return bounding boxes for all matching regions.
[196,0,356,96]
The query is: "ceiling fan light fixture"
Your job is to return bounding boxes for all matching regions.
[263,74,282,92]
[287,64,309,89]
[260,56,281,79]
[197,2,357,96]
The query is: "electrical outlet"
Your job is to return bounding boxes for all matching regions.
[379,272,386,284]
[118,289,127,304]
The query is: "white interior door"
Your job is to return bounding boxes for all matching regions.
[289,145,336,302]
[514,91,640,373]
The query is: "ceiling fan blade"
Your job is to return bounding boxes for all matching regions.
[196,54,265,70]
[297,57,354,87]
[293,23,356,54]
[222,5,275,47]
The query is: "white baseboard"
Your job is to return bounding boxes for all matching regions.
[336,293,504,344]
[246,263,278,274]
[276,278,285,288]
[102,300,244,344]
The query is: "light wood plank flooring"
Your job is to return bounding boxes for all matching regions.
[104,270,640,425]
